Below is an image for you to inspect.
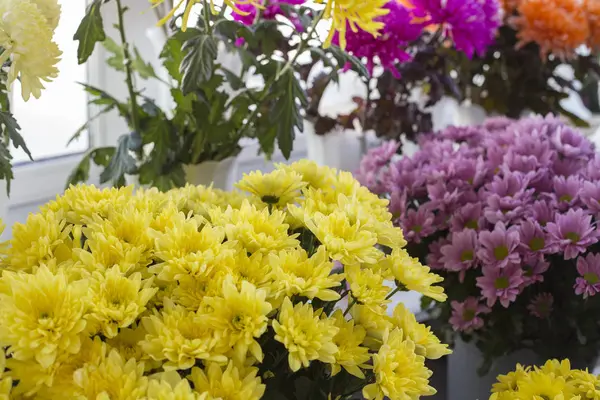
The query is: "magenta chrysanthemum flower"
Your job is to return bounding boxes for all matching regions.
[476,264,524,308]
[477,223,521,269]
[551,125,596,160]
[450,203,484,232]
[527,293,554,319]
[528,199,557,227]
[546,209,599,260]
[580,181,600,217]
[574,253,600,298]
[482,172,533,224]
[518,219,547,257]
[521,255,549,287]
[232,0,307,28]
[553,175,582,210]
[427,237,449,270]
[440,229,478,278]
[334,1,423,77]
[449,297,490,333]
[409,0,502,58]
[400,206,436,243]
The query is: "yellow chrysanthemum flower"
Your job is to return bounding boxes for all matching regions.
[189,361,265,400]
[0,266,87,369]
[169,274,224,311]
[515,370,576,399]
[363,329,436,400]
[73,349,148,399]
[269,246,342,302]
[236,169,306,208]
[106,326,151,367]
[141,300,227,370]
[570,369,600,398]
[346,264,390,308]
[146,373,202,400]
[492,364,531,393]
[203,277,272,363]
[272,297,339,372]
[350,304,393,349]
[30,0,61,30]
[386,249,447,302]
[276,160,337,191]
[4,209,74,272]
[317,0,389,49]
[85,267,157,338]
[0,352,11,400]
[291,208,382,265]
[390,303,451,360]
[228,252,273,292]
[0,0,61,100]
[329,310,370,379]
[210,200,299,254]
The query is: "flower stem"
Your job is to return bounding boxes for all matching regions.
[343,297,357,317]
[115,0,141,152]
[385,287,401,301]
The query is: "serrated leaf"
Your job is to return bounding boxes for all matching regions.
[103,37,125,72]
[269,69,307,159]
[328,45,369,79]
[0,111,31,161]
[161,37,185,83]
[181,32,218,95]
[0,140,13,194]
[79,82,129,116]
[74,0,106,64]
[132,47,157,79]
[100,134,137,185]
[144,117,171,167]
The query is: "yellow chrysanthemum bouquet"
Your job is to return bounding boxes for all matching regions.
[489,359,600,399]
[0,161,449,399]
[0,0,61,191]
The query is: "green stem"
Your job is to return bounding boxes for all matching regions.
[203,1,212,35]
[385,287,401,301]
[115,0,141,153]
[343,297,357,317]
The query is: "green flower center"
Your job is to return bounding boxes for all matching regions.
[559,194,572,202]
[584,272,599,284]
[460,250,474,262]
[462,309,476,321]
[412,225,422,233]
[493,245,509,261]
[565,232,580,243]
[528,237,545,252]
[494,277,510,289]
[261,195,279,205]
[465,219,478,230]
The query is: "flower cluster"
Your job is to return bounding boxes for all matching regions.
[0,161,448,399]
[0,0,61,101]
[357,115,600,365]
[490,359,600,399]
[335,0,502,76]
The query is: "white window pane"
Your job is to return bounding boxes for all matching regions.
[11,0,89,163]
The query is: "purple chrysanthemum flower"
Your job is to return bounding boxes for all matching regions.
[400,206,436,243]
[477,264,524,308]
[232,0,306,28]
[527,293,554,319]
[477,223,521,269]
[551,125,595,160]
[450,202,484,232]
[518,219,547,257]
[580,181,600,217]
[584,154,600,181]
[427,237,449,270]
[527,199,557,227]
[482,172,533,224]
[482,117,515,133]
[521,255,549,287]
[410,0,502,58]
[553,175,582,210]
[574,253,600,298]
[546,209,599,260]
[449,297,490,333]
[389,189,408,221]
[334,1,423,77]
[553,158,586,178]
[440,229,478,279]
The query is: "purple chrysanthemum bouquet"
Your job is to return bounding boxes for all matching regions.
[356,115,600,369]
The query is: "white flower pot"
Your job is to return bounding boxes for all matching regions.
[304,121,365,172]
[455,104,488,127]
[447,339,544,400]
[184,157,237,190]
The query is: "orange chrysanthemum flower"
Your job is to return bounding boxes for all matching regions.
[499,0,521,15]
[513,0,589,59]
[587,0,600,50]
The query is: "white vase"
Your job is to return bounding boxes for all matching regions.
[304,121,364,172]
[447,339,544,400]
[184,157,237,190]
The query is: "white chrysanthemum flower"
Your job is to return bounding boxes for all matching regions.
[30,0,62,30]
[0,0,61,101]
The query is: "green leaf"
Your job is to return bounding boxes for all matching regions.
[66,147,115,187]
[161,37,185,83]
[74,0,106,65]
[0,140,13,194]
[132,47,157,79]
[79,83,129,115]
[181,31,218,95]
[328,45,370,79]
[144,117,171,167]
[103,37,125,72]
[100,134,137,185]
[269,69,307,159]
[221,68,245,91]
[0,112,31,161]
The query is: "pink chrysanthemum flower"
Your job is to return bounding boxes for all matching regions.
[546,209,599,260]
[574,253,600,298]
[476,264,524,307]
[527,292,553,319]
[449,297,490,333]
